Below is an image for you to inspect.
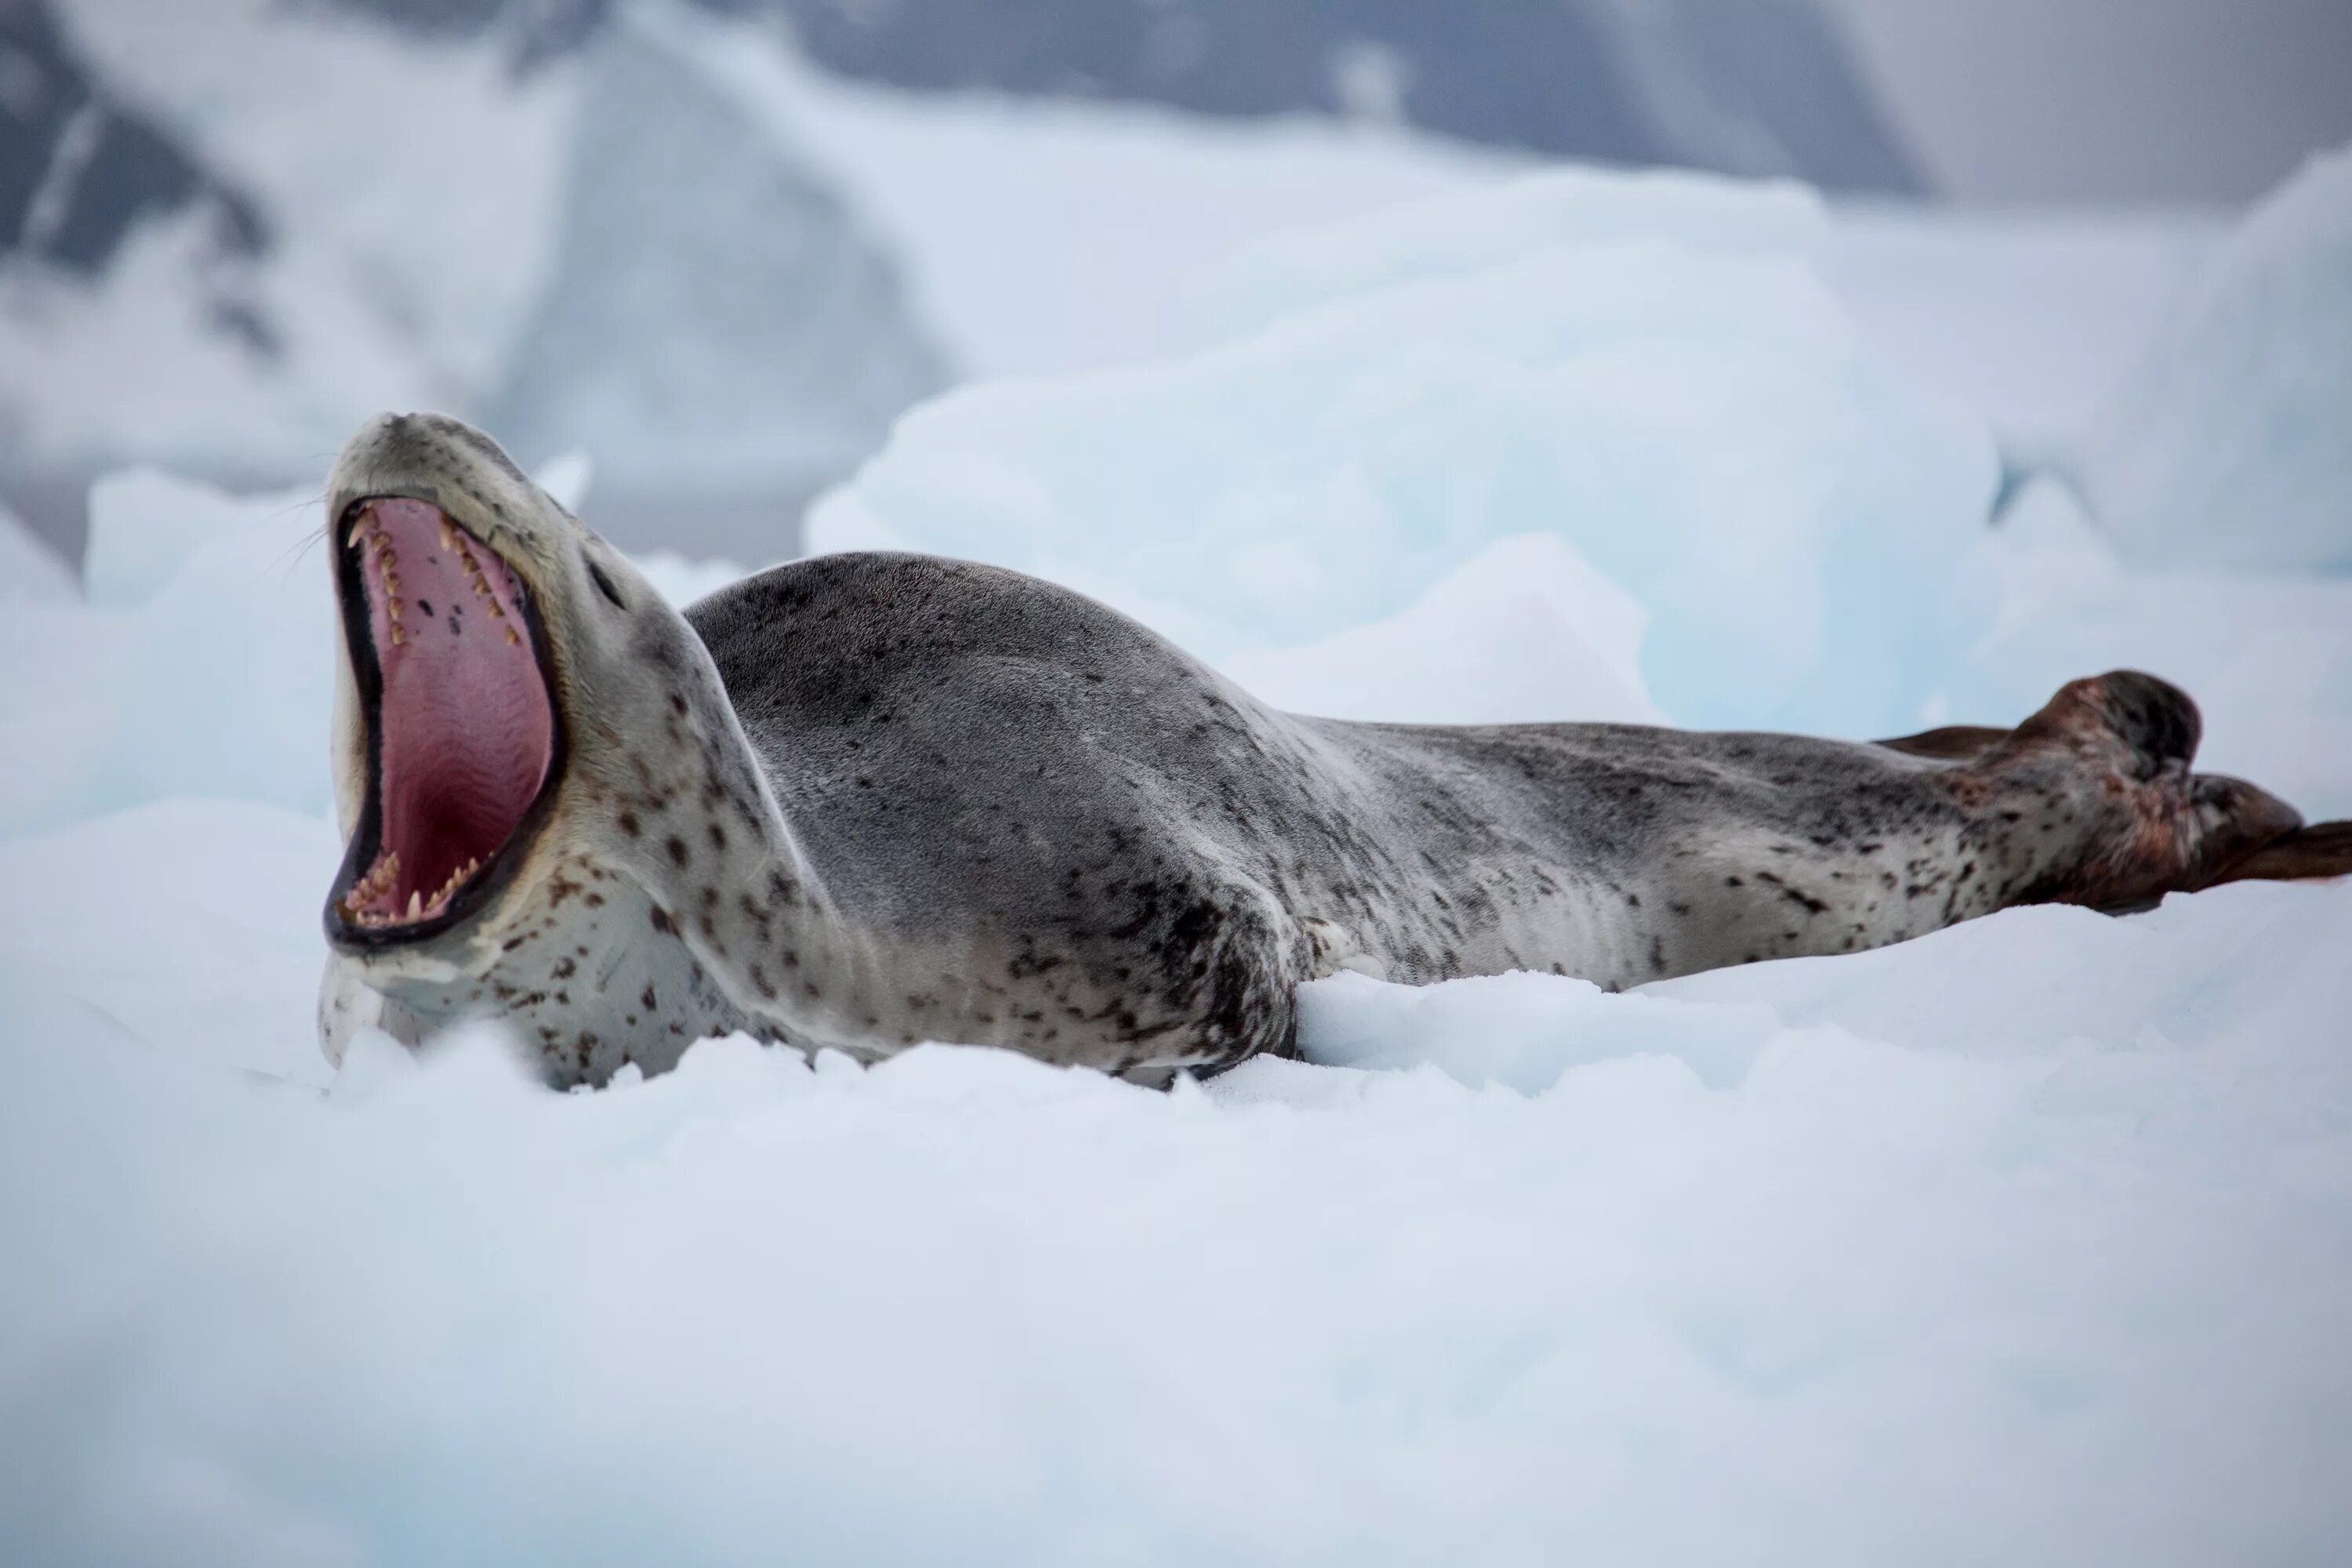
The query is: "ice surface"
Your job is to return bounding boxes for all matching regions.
[2079,144,2352,572]
[811,171,1999,737]
[2,840,2347,1564]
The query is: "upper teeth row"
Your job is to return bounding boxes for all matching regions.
[348,506,526,648]
[349,510,409,645]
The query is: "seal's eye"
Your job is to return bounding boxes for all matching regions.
[588,560,626,610]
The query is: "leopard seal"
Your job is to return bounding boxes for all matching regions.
[317,412,2352,1087]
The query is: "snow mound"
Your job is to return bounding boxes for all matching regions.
[0,470,335,838]
[2080,144,2352,572]
[811,172,1998,736]
[1221,532,1663,725]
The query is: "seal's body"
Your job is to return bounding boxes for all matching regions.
[318,415,2350,1087]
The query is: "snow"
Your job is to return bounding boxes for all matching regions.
[5,129,2352,1567]
[2079,144,2352,572]
[3,873,2348,1564]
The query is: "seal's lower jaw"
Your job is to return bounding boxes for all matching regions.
[327,496,564,949]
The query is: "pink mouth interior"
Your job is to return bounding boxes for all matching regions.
[339,498,554,927]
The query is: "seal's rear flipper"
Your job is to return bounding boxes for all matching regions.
[2207,821,2352,887]
[1984,672,2314,912]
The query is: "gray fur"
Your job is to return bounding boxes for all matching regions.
[319,413,2312,1087]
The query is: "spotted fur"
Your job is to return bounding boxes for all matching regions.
[318,414,2339,1088]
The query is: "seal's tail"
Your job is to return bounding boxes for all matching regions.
[2206,820,2352,887]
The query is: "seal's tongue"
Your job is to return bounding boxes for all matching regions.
[342,499,553,926]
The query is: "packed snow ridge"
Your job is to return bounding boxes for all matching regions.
[3,154,2350,1564]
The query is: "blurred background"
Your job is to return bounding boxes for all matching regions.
[5,0,2349,565]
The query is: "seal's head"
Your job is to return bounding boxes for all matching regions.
[321,412,719,993]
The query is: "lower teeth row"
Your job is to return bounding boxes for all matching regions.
[342,853,481,924]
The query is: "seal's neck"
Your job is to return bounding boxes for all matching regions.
[558,583,884,1061]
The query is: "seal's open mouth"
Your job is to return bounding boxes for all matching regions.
[328,497,561,942]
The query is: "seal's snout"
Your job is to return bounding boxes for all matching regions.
[330,411,551,532]
[337,410,431,474]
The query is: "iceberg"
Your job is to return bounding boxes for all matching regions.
[811,171,1998,736]
[2079,145,2352,573]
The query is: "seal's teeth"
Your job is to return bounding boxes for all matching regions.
[427,856,477,913]
[387,598,403,621]
[347,517,366,549]
[505,625,521,646]
[406,891,422,920]
[389,624,405,646]
[439,519,456,552]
